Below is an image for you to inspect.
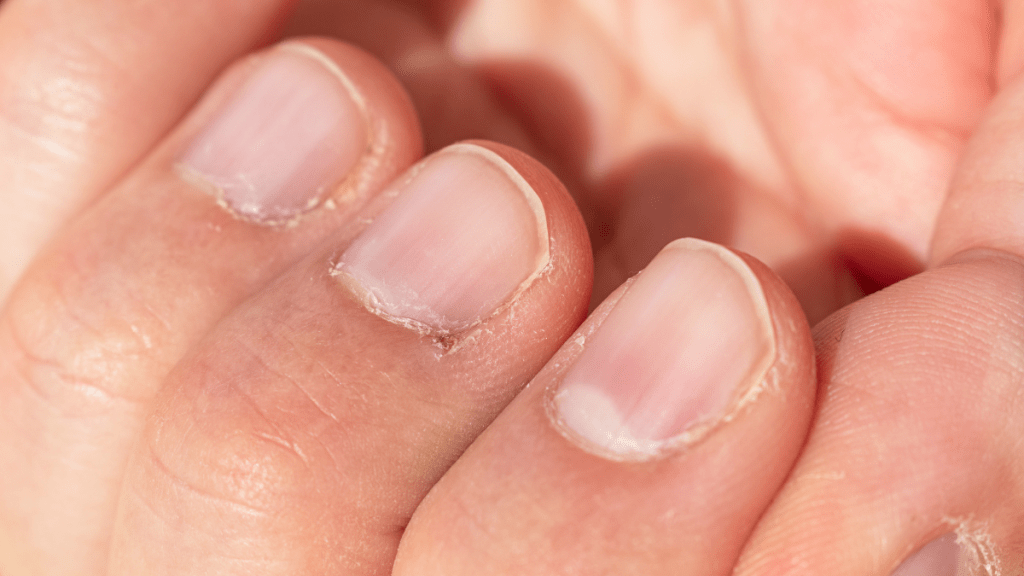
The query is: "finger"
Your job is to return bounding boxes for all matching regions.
[739,0,995,268]
[393,239,815,575]
[733,9,1024,573]
[0,0,296,299]
[283,0,537,153]
[0,39,421,576]
[931,9,1024,265]
[733,254,1024,576]
[108,142,592,574]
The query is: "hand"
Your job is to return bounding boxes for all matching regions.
[299,3,1024,574]
[0,1,1020,575]
[287,0,993,322]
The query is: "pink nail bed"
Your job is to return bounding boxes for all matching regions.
[334,143,549,334]
[551,239,774,459]
[890,533,965,576]
[178,44,367,224]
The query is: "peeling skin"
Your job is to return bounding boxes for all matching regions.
[176,148,376,229]
[177,158,342,228]
[175,41,375,228]
[944,516,1002,576]
[545,241,778,462]
[331,261,555,357]
[328,143,553,354]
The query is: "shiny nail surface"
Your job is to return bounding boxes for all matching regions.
[552,239,774,458]
[891,534,967,576]
[179,44,367,223]
[335,143,549,333]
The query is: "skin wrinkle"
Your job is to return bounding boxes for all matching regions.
[144,438,272,517]
[312,358,346,391]
[741,3,994,266]
[844,68,976,145]
[160,349,319,510]
[309,433,343,478]
[126,474,191,538]
[125,483,292,572]
[18,70,104,139]
[201,321,441,488]
[786,18,938,176]
[112,280,176,355]
[514,0,757,180]
[456,3,852,325]
[4,37,114,165]
[4,318,148,411]
[252,430,311,466]
[287,368,344,427]
[5,251,175,406]
[248,324,352,429]
[225,377,305,462]
[3,2,1020,572]
[258,318,391,419]
[0,117,79,164]
[624,1,784,191]
[777,264,1024,573]
[729,1,815,218]
[511,1,828,294]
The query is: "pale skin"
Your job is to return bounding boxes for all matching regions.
[0,0,1023,575]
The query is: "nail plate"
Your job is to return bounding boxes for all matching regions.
[552,238,774,458]
[891,534,962,576]
[334,143,549,333]
[178,44,367,223]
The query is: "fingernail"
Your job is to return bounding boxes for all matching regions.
[334,143,549,333]
[551,238,774,458]
[178,43,368,223]
[891,534,961,576]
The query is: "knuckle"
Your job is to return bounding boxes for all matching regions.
[146,369,316,514]
[1,263,165,412]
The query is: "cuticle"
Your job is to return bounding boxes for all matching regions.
[545,240,777,462]
[328,144,551,350]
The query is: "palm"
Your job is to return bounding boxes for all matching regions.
[288,0,995,322]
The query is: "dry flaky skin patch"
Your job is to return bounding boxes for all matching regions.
[329,143,552,353]
[945,516,1002,576]
[544,240,778,462]
[176,42,375,229]
[176,163,330,228]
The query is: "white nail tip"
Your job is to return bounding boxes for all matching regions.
[280,43,368,113]
[446,143,550,267]
[334,143,549,334]
[178,43,367,224]
[554,385,663,456]
[549,238,774,460]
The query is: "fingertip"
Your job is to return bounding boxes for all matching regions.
[736,256,1024,576]
[107,136,595,574]
[930,75,1024,266]
[168,37,425,225]
[462,140,595,318]
[395,239,816,575]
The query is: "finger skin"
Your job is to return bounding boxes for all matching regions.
[733,7,1024,572]
[738,0,994,261]
[0,39,421,576]
[108,142,593,575]
[0,0,301,300]
[393,248,814,576]
[932,72,1024,265]
[734,253,1024,576]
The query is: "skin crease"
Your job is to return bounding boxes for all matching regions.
[285,0,994,321]
[1,0,1024,575]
